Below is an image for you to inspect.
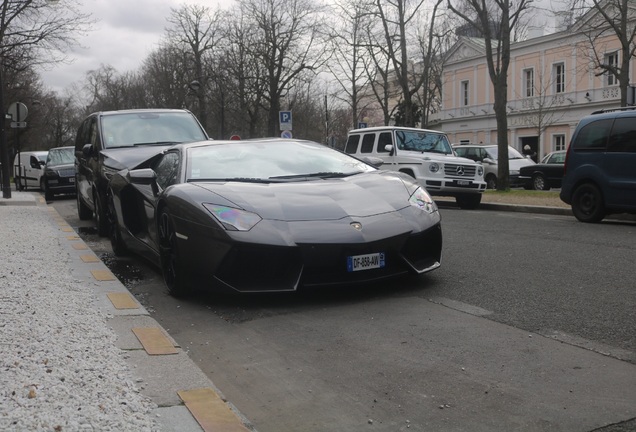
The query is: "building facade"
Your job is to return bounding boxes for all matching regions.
[438,5,636,160]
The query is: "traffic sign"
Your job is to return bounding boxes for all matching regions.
[11,121,27,128]
[281,130,293,139]
[357,122,368,128]
[279,111,292,131]
[8,102,28,121]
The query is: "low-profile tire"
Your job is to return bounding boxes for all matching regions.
[456,193,482,210]
[108,193,127,256]
[77,191,92,220]
[532,173,549,191]
[94,192,109,237]
[158,208,191,298]
[571,182,605,223]
[485,174,497,190]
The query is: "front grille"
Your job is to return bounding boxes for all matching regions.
[443,164,477,178]
[57,169,75,178]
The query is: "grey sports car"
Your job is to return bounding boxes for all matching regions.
[107,139,442,297]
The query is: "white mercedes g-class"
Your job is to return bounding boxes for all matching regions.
[346,126,486,209]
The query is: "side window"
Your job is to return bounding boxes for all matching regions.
[345,135,360,154]
[572,119,613,150]
[377,132,392,153]
[30,156,39,168]
[360,134,375,153]
[75,120,89,152]
[154,152,180,190]
[608,118,636,153]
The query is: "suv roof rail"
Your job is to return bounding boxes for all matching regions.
[591,106,636,115]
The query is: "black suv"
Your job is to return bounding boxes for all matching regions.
[75,109,209,235]
[560,107,636,222]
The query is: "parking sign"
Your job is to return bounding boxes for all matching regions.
[279,111,292,131]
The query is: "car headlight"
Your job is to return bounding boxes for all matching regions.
[477,166,484,176]
[510,170,520,176]
[429,162,440,173]
[409,187,437,214]
[202,204,262,231]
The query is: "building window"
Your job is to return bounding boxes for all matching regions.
[461,81,469,106]
[524,69,534,97]
[553,63,565,94]
[605,52,618,86]
[554,134,566,151]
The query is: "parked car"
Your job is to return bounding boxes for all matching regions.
[345,126,486,209]
[453,144,536,189]
[74,109,209,236]
[519,150,566,190]
[108,138,443,297]
[42,146,76,200]
[13,151,48,191]
[560,107,636,223]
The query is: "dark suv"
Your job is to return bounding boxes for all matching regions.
[75,109,209,235]
[560,107,636,223]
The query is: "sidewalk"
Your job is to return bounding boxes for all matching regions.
[0,192,253,432]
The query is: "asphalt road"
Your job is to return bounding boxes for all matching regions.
[50,194,636,432]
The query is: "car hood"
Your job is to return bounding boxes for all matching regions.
[46,163,74,171]
[194,171,416,221]
[509,158,536,170]
[101,145,172,171]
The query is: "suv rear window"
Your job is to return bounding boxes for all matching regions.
[360,134,375,153]
[608,118,636,153]
[345,135,360,154]
[572,119,612,150]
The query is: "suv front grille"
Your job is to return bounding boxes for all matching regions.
[443,164,477,178]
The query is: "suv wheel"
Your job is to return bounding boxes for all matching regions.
[456,193,482,210]
[77,191,92,220]
[571,183,605,223]
[485,174,497,189]
[94,192,109,237]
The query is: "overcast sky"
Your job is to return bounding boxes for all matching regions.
[40,0,234,94]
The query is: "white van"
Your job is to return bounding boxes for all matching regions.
[345,126,486,209]
[13,151,48,191]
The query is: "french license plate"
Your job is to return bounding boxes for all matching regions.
[457,180,470,186]
[347,252,385,272]
[69,177,75,183]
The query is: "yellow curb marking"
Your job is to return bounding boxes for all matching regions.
[107,292,140,309]
[178,388,250,432]
[132,327,178,355]
[91,269,116,281]
[61,227,74,233]
[72,243,88,250]
[66,235,80,241]
[80,254,100,263]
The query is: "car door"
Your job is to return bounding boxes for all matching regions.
[605,117,636,207]
[26,155,43,188]
[75,116,98,210]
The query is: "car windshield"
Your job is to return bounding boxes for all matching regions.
[394,130,453,154]
[186,140,376,182]
[485,146,526,160]
[101,112,207,149]
[46,148,74,166]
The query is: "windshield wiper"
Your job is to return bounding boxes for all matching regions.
[269,172,355,180]
[189,177,273,184]
[133,141,178,146]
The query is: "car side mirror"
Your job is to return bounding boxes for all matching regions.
[129,168,159,196]
[384,144,394,156]
[483,157,495,164]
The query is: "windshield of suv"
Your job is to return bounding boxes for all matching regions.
[395,130,452,154]
[46,147,74,166]
[187,140,376,182]
[101,112,208,149]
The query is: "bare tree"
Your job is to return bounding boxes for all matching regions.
[238,0,328,136]
[448,0,533,190]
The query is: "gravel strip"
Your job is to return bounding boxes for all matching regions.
[0,206,158,431]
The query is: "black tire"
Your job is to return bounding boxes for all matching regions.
[571,183,605,223]
[108,192,127,256]
[485,174,497,190]
[532,173,549,191]
[158,208,191,298]
[456,193,482,210]
[77,191,92,220]
[44,181,53,201]
[94,192,109,237]
[40,178,46,193]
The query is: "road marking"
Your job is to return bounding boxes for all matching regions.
[61,227,74,232]
[72,243,88,250]
[178,388,250,432]
[80,254,99,263]
[132,327,178,355]
[91,269,116,281]
[107,292,139,309]
[66,235,80,241]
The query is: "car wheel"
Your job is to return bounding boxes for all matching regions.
[77,190,92,220]
[485,174,497,189]
[94,192,109,237]
[571,183,605,223]
[158,208,191,298]
[108,192,127,256]
[532,173,549,191]
[44,181,53,201]
[455,193,482,210]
